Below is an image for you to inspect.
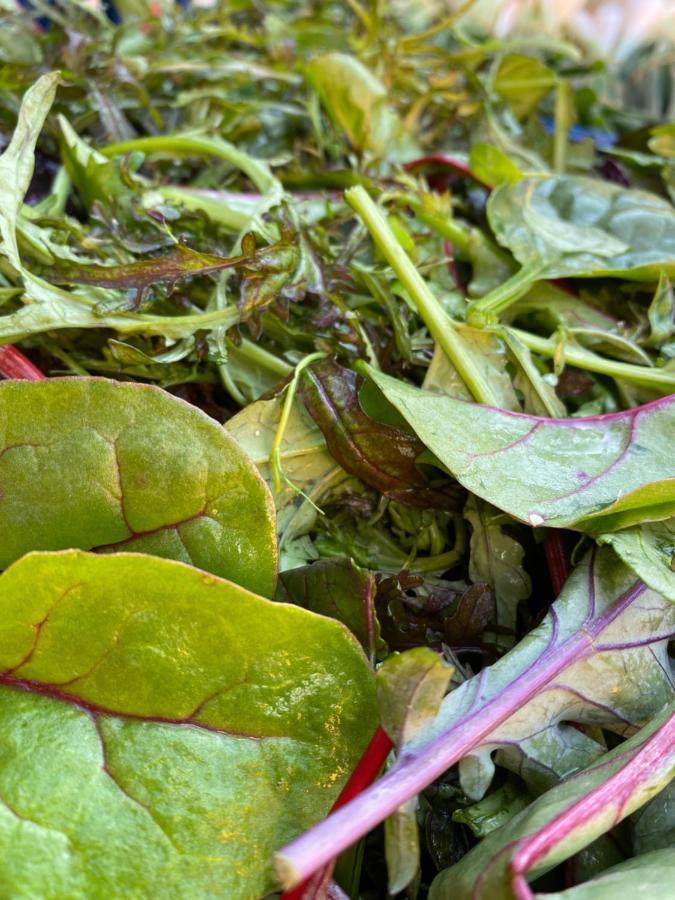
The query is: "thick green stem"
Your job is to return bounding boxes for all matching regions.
[345,186,500,406]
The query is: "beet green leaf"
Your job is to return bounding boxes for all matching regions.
[429,702,675,899]
[276,547,674,886]
[0,550,376,899]
[367,367,675,535]
[0,378,276,596]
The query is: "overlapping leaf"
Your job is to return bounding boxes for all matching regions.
[0,378,276,595]
[429,703,675,899]
[0,550,377,899]
[367,367,675,534]
[276,547,675,884]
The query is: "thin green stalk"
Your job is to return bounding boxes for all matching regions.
[506,326,675,392]
[231,338,292,377]
[271,352,327,492]
[410,204,471,255]
[101,135,280,196]
[345,186,500,406]
[467,263,543,324]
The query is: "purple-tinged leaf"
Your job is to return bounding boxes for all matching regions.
[47,242,253,308]
[367,366,675,533]
[278,557,384,664]
[275,548,675,888]
[429,702,675,899]
[300,359,463,510]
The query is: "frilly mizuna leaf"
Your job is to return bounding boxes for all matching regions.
[276,547,675,887]
[488,175,675,281]
[0,378,276,596]
[366,367,675,533]
[429,703,675,899]
[0,550,377,899]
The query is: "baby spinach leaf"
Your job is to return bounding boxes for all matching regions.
[0,550,376,899]
[366,368,675,534]
[277,547,675,886]
[0,378,276,596]
[471,176,675,320]
[429,703,675,899]
[488,175,675,281]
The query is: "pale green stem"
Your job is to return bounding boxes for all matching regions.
[506,326,675,392]
[231,338,292,377]
[270,352,327,492]
[101,135,279,195]
[345,186,500,406]
[467,263,544,324]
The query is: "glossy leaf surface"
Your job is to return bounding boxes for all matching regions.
[367,368,675,533]
[0,551,376,899]
[0,378,276,595]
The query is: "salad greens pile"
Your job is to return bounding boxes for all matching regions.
[0,2,673,898]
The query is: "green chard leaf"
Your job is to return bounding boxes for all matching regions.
[0,550,376,899]
[599,520,675,602]
[429,703,675,899]
[367,367,675,534]
[0,378,276,596]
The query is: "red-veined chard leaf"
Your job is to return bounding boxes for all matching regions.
[300,358,463,510]
[366,367,675,535]
[0,378,276,596]
[429,702,675,899]
[0,550,376,899]
[276,547,675,887]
